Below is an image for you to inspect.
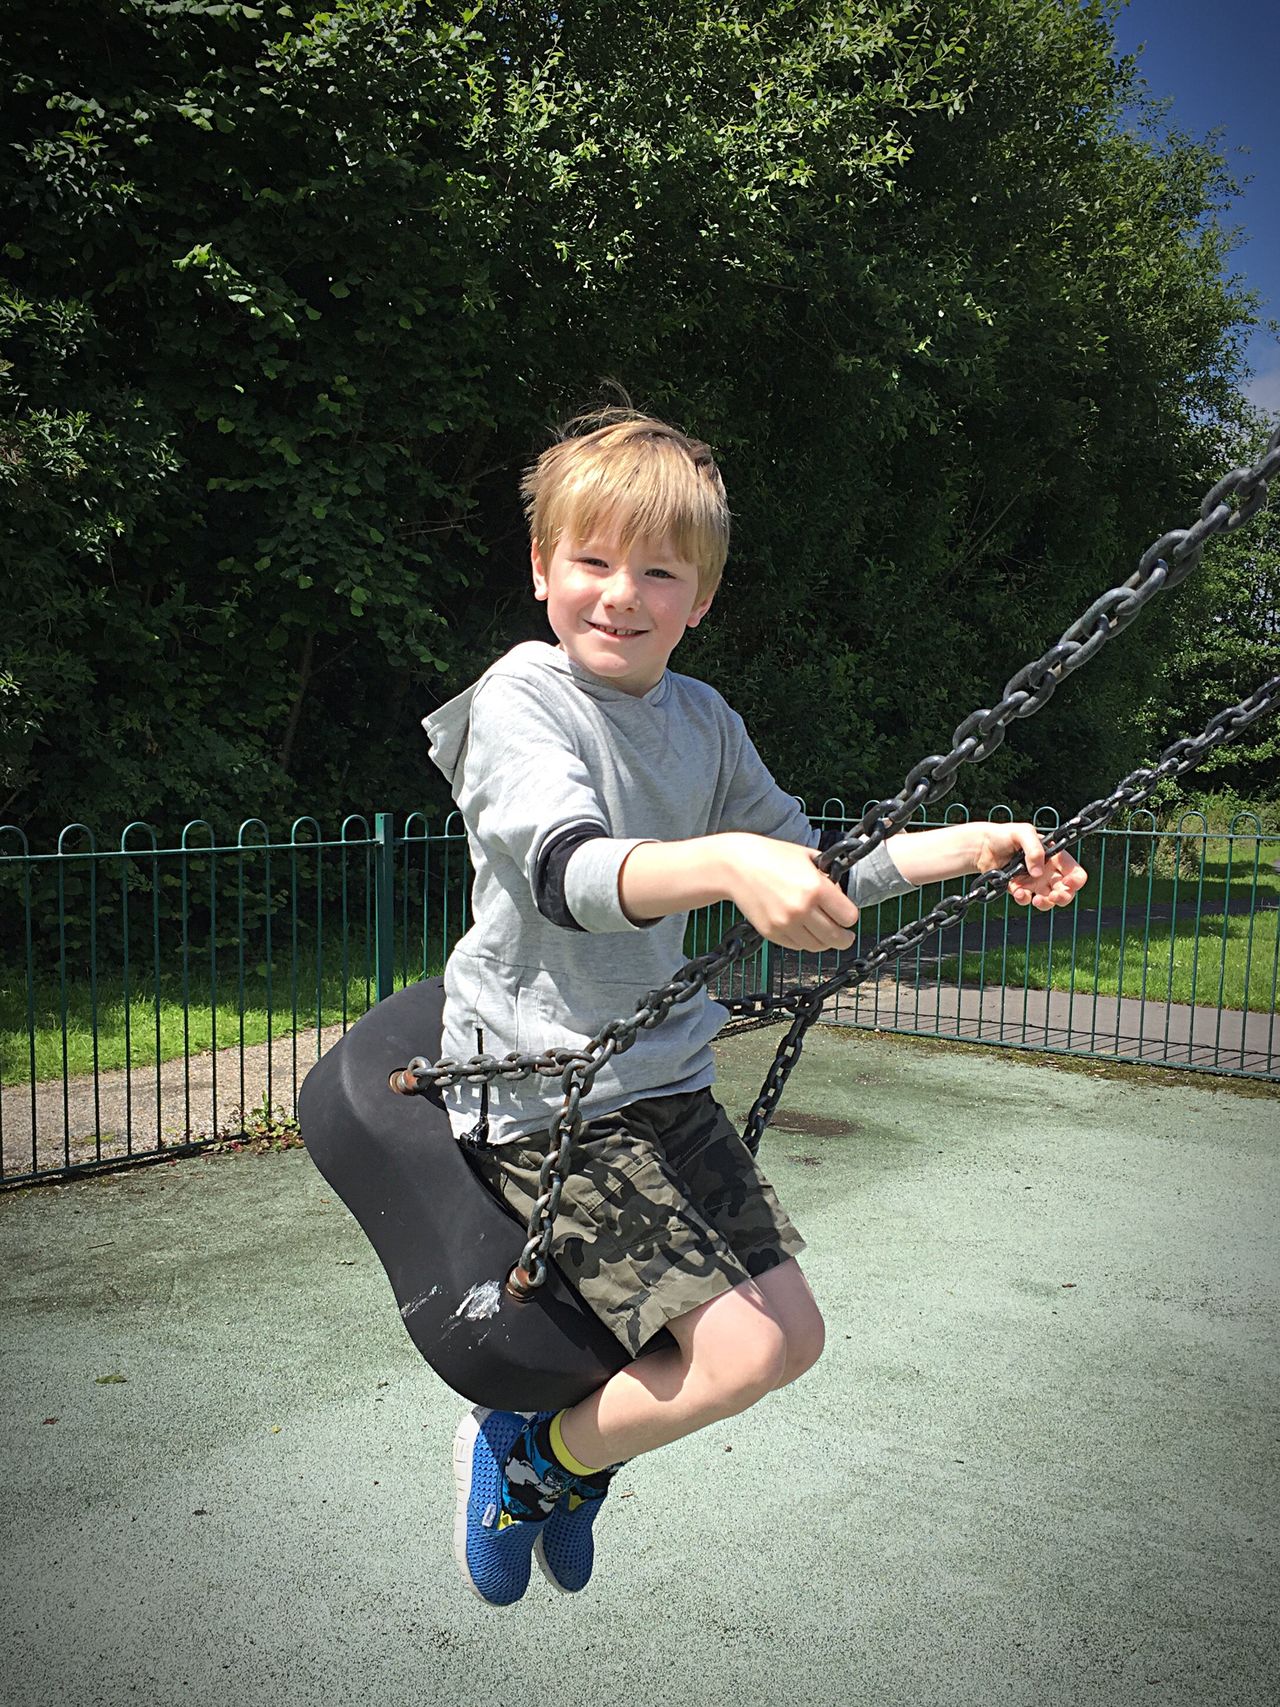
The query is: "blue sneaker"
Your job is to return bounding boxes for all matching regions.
[533,1483,609,1594]
[452,1407,546,1605]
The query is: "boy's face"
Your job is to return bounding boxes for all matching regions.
[531,520,715,696]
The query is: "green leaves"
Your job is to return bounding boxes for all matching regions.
[0,0,1265,859]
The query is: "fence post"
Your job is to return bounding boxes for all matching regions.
[374,811,396,1003]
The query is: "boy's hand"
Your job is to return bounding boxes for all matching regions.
[974,823,1088,910]
[720,834,859,952]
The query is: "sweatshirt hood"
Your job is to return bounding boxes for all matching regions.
[421,681,478,790]
[422,641,669,787]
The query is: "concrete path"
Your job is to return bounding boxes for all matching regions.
[823,978,1276,1075]
[2,1024,1277,1707]
[0,1020,346,1182]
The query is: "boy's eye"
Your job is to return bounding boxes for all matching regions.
[575,558,675,578]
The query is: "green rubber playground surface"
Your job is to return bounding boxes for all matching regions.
[2,1025,1277,1707]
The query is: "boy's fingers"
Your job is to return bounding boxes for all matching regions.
[1015,825,1045,874]
[816,866,858,916]
[777,926,841,952]
[787,913,855,952]
[819,899,858,938]
[821,883,859,930]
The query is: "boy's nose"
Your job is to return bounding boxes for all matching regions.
[602,572,641,608]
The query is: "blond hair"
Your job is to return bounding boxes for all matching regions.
[519,408,730,601]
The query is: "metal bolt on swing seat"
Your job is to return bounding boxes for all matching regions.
[504,1264,539,1301]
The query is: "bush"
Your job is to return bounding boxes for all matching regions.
[1,0,1262,860]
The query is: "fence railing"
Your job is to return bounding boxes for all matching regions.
[1,803,1275,1187]
[786,799,1277,1083]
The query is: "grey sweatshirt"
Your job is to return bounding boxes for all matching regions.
[422,641,915,1144]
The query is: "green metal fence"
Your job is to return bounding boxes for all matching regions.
[1,803,1275,1187]
[793,799,1278,1081]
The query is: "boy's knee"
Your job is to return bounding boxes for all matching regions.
[696,1316,788,1416]
[775,1312,826,1389]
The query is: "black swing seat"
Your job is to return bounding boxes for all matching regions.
[298,977,671,1413]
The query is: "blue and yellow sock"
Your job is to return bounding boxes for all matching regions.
[500,1411,621,1522]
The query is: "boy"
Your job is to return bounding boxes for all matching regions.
[422,410,1086,1605]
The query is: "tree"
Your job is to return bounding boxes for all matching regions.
[1135,421,1280,807]
[1,0,1262,851]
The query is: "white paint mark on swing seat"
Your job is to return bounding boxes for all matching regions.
[454,1279,502,1321]
[398,1283,442,1320]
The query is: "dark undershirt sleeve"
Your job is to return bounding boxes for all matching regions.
[535,823,608,930]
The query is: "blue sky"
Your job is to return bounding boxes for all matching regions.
[1108,0,1280,418]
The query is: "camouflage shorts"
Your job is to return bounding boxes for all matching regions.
[467,1087,806,1357]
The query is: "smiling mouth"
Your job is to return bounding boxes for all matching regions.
[588,622,647,638]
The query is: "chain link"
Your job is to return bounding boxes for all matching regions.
[815,425,1280,897]
[395,428,1280,1289]
[738,672,1280,1149]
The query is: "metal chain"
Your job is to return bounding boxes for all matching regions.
[812,423,1280,894]
[737,671,1280,1150]
[396,426,1280,1291]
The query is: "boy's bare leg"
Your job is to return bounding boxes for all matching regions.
[557,1257,824,1469]
[754,1257,826,1388]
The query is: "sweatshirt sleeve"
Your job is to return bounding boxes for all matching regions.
[715,706,917,911]
[456,674,655,934]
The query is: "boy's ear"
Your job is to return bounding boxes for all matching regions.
[687,588,716,629]
[531,541,549,602]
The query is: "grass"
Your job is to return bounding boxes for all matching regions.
[918,812,1280,1011]
[937,906,1279,1011]
[0,907,766,1085]
[900,806,1280,919]
[0,943,443,1083]
[1079,836,1280,913]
